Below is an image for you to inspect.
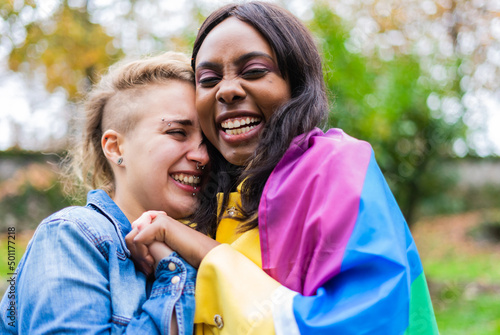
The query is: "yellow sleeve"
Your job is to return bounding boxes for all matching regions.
[194,244,287,335]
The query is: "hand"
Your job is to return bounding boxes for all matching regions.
[133,213,220,268]
[132,210,166,231]
[126,211,167,276]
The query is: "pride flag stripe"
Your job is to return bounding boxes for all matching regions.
[288,152,436,334]
[258,129,438,334]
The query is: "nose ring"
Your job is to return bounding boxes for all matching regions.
[196,162,205,170]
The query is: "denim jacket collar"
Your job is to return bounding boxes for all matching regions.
[86,189,131,252]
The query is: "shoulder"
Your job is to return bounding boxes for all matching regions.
[305,128,372,158]
[273,128,374,179]
[34,205,116,248]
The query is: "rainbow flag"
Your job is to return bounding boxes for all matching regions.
[259,128,438,334]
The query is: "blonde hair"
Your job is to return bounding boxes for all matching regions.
[66,51,194,197]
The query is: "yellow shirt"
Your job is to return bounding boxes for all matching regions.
[212,187,261,266]
[193,187,281,334]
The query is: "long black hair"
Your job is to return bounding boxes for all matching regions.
[191,1,328,235]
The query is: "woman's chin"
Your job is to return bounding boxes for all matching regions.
[172,201,198,220]
[219,144,257,166]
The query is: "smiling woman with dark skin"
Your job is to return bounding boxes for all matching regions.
[128,2,439,334]
[194,16,292,166]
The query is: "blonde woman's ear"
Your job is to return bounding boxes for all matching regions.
[102,129,125,166]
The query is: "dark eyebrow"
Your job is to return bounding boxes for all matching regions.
[195,61,222,72]
[196,51,274,71]
[235,51,274,65]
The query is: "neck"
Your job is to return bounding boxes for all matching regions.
[112,185,143,225]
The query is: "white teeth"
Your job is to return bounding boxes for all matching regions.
[171,173,201,186]
[225,124,257,135]
[221,117,261,129]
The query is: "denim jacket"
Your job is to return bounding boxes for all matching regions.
[0,189,196,334]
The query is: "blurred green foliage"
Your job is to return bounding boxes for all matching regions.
[0,150,82,233]
[0,1,495,226]
[310,6,467,224]
[2,0,123,100]
[0,182,74,232]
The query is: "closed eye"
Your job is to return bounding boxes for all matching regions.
[242,68,269,79]
[166,130,187,138]
[198,76,221,87]
[197,69,221,88]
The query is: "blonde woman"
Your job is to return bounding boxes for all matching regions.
[0,52,208,334]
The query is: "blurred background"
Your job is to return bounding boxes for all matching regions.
[0,0,499,333]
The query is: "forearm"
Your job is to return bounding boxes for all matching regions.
[128,212,220,270]
[162,218,220,268]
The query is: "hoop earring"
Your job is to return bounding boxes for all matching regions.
[117,157,123,165]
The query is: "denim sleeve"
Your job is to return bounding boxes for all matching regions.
[127,253,197,335]
[6,218,196,335]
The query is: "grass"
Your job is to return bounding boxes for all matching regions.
[0,234,28,275]
[0,231,31,295]
[412,211,500,334]
[434,290,500,334]
[424,253,500,283]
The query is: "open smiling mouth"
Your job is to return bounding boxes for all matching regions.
[221,117,262,135]
[171,173,201,188]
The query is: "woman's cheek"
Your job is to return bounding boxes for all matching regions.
[196,92,213,117]
[197,115,217,144]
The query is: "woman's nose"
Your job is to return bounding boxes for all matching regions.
[215,79,246,104]
[188,142,209,168]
